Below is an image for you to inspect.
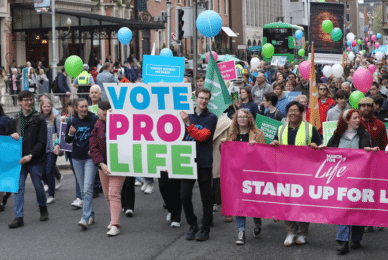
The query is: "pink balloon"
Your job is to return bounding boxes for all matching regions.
[353,68,373,94]
[299,61,311,80]
[375,42,380,49]
[347,47,351,52]
[351,40,357,47]
[367,42,371,47]
[371,35,377,42]
[206,51,218,63]
[365,37,369,42]
[368,64,376,74]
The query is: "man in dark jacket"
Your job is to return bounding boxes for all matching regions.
[124,62,138,83]
[58,68,71,115]
[179,88,218,242]
[7,90,48,228]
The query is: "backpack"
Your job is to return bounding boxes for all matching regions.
[52,77,60,94]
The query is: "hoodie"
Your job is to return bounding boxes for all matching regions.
[326,103,351,122]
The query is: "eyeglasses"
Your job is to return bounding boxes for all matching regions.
[319,88,328,91]
[288,109,300,114]
[22,99,33,102]
[197,97,210,101]
[237,116,248,119]
[359,104,373,108]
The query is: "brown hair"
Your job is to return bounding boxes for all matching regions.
[227,109,261,141]
[317,83,333,99]
[195,87,211,98]
[334,109,366,136]
[240,86,254,102]
[103,62,111,70]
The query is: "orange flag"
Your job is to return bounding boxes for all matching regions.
[308,42,321,130]
[120,77,130,83]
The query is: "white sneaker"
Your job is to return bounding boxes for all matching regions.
[88,217,95,225]
[71,198,83,208]
[107,223,112,229]
[296,235,307,245]
[78,219,88,230]
[171,222,181,228]
[144,183,154,194]
[125,209,133,217]
[284,234,296,247]
[55,175,63,190]
[135,180,142,186]
[107,226,120,236]
[141,182,148,192]
[47,196,55,204]
[166,213,172,223]
[44,184,49,193]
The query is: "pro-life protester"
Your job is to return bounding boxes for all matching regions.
[325,109,378,255]
[89,101,125,236]
[220,109,266,245]
[270,101,324,246]
[65,98,99,230]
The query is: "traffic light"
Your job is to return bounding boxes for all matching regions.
[177,9,185,40]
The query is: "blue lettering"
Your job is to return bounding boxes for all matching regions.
[108,87,128,110]
[130,87,150,110]
[151,87,170,110]
[173,87,190,110]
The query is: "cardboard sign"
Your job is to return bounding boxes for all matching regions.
[255,114,283,144]
[142,55,185,84]
[217,61,237,81]
[104,82,197,179]
[0,136,22,193]
[59,122,73,152]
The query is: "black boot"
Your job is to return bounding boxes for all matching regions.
[336,241,349,254]
[39,206,49,221]
[9,217,24,228]
[350,241,362,249]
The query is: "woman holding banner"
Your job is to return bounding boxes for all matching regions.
[220,108,265,245]
[326,109,378,255]
[65,98,99,230]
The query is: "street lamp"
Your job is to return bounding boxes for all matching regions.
[67,17,72,29]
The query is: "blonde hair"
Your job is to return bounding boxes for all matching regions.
[40,99,55,125]
[317,83,333,99]
[227,109,261,141]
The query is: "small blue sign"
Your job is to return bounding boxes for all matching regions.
[0,136,22,193]
[142,55,184,83]
[284,91,302,102]
[22,68,29,90]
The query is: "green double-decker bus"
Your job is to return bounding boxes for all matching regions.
[263,22,304,63]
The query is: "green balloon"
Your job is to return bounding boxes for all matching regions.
[363,50,366,54]
[322,20,333,34]
[357,39,362,45]
[64,55,83,78]
[331,27,343,42]
[319,0,325,2]
[262,43,275,59]
[306,41,309,44]
[349,91,365,109]
[298,49,305,56]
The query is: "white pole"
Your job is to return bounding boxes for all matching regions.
[52,0,57,80]
[167,1,172,49]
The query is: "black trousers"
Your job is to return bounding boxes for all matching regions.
[159,171,182,223]
[212,178,221,206]
[181,168,213,231]
[121,177,135,211]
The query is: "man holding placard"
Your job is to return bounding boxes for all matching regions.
[179,88,218,242]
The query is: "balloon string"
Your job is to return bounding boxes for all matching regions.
[207,16,213,38]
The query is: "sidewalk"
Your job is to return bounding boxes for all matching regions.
[57,154,71,170]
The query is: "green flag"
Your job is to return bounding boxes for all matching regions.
[204,47,232,117]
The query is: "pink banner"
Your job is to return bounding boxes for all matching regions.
[220,142,388,227]
[217,61,237,81]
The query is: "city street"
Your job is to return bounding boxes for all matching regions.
[1,168,388,260]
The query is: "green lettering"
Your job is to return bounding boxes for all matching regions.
[171,145,193,176]
[133,144,142,173]
[109,143,129,172]
[147,144,167,174]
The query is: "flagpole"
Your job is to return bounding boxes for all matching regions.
[308,41,321,130]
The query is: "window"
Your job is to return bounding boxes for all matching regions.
[246,0,249,26]
[251,0,254,26]
[290,0,298,2]
[346,13,350,22]
[218,0,221,13]
[224,0,227,15]
[177,0,182,4]
[346,4,350,10]
[255,0,258,26]
[303,2,305,18]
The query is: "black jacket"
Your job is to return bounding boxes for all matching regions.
[326,129,376,149]
[7,111,47,164]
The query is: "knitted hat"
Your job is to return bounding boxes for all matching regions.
[358,97,373,105]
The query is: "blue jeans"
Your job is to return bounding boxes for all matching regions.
[45,152,57,197]
[14,162,46,218]
[69,157,81,199]
[72,158,97,222]
[145,178,153,183]
[336,225,364,242]
[236,216,261,232]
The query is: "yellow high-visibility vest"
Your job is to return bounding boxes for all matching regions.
[278,121,313,146]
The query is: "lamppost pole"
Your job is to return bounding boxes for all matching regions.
[167,1,172,49]
[52,0,57,79]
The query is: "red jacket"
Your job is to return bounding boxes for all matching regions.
[306,98,336,134]
[89,119,106,165]
[360,115,388,151]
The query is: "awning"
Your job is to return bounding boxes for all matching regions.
[221,27,237,37]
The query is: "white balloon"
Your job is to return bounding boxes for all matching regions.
[250,57,260,69]
[332,64,344,77]
[348,53,355,61]
[376,52,384,61]
[346,33,355,41]
[322,65,332,78]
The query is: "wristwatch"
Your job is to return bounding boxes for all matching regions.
[185,122,191,127]
[28,154,33,159]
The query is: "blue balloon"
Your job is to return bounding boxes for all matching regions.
[118,27,132,45]
[377,33,382,39]
[295,30,303,40]
[196,10,222,38]
[160,48,173,57]
[347,40,352,47]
